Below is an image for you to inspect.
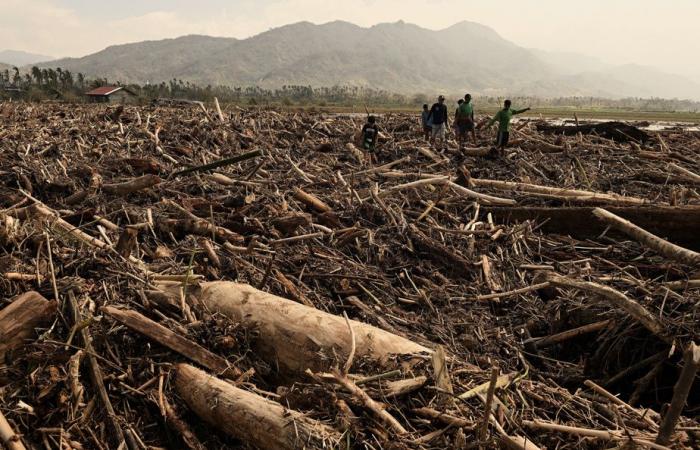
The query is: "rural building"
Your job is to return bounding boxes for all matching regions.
[1,86,26,100]
[85,86,137,104]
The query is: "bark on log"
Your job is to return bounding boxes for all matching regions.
[0,291,56,360]
[656,342,700,445]
[102,174,162,195]
[102,306,240,378]
[592,208,700,266]
[182,282,430,375]
[174,364,341,449]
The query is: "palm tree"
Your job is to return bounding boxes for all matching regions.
[31,66,43,85]
[12,67,20,86]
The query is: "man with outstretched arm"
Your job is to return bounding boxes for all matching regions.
[488,99,530,151]
[427,95,449,150]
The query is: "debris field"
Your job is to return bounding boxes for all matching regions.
[1,102,700,450]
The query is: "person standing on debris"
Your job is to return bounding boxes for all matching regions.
[453,99,464,136]
[361,115,380,153]
[420,104,432,141]
[456,93,476,149]
[427,95,449,149]
[488,99,530,151]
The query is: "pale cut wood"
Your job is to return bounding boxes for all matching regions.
[183,281,431,375]
[523,420,671,450]
[383,376,427,398]
[0,409,26,450]
[293,187,332,212]
[471,178,653,206]
[0,291,56,360]
[102,174,162,195]
[592,207,700,266]
[175,364,341,449]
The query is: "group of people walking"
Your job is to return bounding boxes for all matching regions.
[360,94,531,154]
[421,94,531,151]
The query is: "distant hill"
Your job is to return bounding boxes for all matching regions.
[31,21,700,100]
[0,50,52,67]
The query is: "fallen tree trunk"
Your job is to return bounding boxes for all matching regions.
[471,178,653,206]
[177,282,431,375]
[484,205,700,251]
[0,292,56,360]
[592,208,700,266]
[174,364,342,449]
[536,121,650,143]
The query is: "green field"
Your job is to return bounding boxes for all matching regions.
[297,105,700,123]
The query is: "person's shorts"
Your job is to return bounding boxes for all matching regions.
[457,120,474,135]
[423,125,432,134]
[496,131,510,147]
[432,123,446,139]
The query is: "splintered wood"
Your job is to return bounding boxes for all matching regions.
[0,102,699,449]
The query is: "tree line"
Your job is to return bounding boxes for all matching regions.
[2,66,700,113]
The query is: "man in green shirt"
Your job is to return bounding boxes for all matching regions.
[488,99,530,151]
[456,93,476,149]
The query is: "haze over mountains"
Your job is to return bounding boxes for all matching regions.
[0,50,53,67]
[8,20,700,100]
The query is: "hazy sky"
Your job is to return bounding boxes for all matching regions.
[2,0,699,77]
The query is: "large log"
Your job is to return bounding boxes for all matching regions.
[484,205,700,251]
[0,292,56,360]
[471,178,652,206]
[536,121,650,143]
[592,208,700,266]
[180,282,431,375]
[174,364,341,449]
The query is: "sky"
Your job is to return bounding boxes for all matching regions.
[2,0,699,78]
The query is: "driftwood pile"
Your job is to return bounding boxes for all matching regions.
[1,101,699,449]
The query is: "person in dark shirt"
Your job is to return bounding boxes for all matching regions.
[420,104,431,141]
[427,95,449,149]
[361,115,379,152]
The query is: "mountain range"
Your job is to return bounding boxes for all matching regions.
[0,50,53,67]
[11,21,700,100]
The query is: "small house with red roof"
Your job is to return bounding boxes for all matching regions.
[85,86,137,104]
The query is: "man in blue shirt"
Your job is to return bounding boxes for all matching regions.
[427,95,449,149]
